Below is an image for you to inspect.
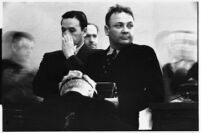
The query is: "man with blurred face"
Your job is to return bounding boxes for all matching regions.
[84,23,99,49]
[84,4,165,130]
[3,31,35,69]
[11,37,34,66]
[2,31,42,104]
[33,11,97,101]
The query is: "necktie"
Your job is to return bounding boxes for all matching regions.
[108,50,117,60]
[101,50,117,81]
[106,50,117,66]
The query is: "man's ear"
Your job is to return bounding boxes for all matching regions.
[11,43,17,53]
[82,27,87,37]
[104,25,109,36]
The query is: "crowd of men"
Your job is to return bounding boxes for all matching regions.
[4,4,197,131]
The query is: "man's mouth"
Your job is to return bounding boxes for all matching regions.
[121,36,129,40]
[89,44,96,47]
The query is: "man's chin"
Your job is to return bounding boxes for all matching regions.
[119,41,131,46]
[119,39,132,44]
[114,42,130,50]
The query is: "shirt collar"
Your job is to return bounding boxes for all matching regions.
[107,46,120,56]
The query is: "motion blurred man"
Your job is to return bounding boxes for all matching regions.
[2,31,42,104]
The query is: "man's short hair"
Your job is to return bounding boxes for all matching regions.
[61,11,88,30]
[11,31,34,44]
[105,4,134,27]
[87,23,99,33]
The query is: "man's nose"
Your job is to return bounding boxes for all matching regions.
[27,48,33,54]
[122,26,129,33]
[62,30,71,36]
[89,37,94,42]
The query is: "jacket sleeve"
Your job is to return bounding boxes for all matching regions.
[145,47,165,103]
[33,54,59,100]
[33,53,85,101]
[66,55,85,71]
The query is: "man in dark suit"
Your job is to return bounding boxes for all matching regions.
[33,11,96,102]
[84,4,165,130]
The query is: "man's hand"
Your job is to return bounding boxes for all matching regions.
[59,70,97,98]
[62,32,76,59]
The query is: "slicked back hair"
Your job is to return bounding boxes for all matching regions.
[61,11,88,30]
[105,4,134,27]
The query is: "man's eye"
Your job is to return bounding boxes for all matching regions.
[127,24,134,29]
[61,27,67,32]
[115,25,122,28]
[69,28,76,33]
[92,35,97,38]
[61,27,76,33]
[85,35,90,38]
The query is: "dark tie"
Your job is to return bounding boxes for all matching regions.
[106,50,117,66]
[101,50,117,81]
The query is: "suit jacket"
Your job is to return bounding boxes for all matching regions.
[2,59,40,105]
[60,92,133,130]
[33,44,97,101]
[85,44,165,128]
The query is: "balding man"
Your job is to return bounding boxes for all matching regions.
[84,23,99,49]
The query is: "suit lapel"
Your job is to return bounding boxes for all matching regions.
[77,44,93,63]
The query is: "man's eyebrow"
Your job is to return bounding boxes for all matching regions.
[69,27,76,29]
[115,22,123,24]
[127,21,134,24]
[118,21,133,24]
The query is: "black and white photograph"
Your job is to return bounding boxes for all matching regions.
[1,0,198,131]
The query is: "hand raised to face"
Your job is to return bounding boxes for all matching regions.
[62,31,76,59]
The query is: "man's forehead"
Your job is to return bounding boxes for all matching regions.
[110,12,134,23]
[61,17,81,28]
[17,38,34,47]
[87,25,98,34]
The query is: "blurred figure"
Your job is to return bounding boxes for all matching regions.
[84,23,99,49]
[162,31,197,102]
[162,59,196,102]
[2,31,43,105]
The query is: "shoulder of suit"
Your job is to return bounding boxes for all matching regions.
[122,44,155,54]
[92,49,105,55]
[87,49,105,59]
[82,44,100,53]
[131,43,154,51]
[43,50,64,57]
